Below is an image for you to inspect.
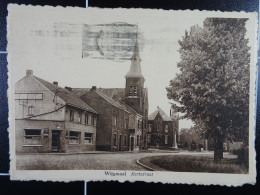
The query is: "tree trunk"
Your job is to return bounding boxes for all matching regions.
[214,135,223,163]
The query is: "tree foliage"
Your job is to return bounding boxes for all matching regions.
[167,18,250,148]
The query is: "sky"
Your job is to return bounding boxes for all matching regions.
[8,6,256,129]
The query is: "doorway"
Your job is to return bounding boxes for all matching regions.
[52,130,60,152]
[119,135,122,151]
[130,137,134,151]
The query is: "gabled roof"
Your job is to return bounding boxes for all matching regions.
[72,87,148,115]
[33,76,97,114]
[72,88,90,97]
[148,106,172,121]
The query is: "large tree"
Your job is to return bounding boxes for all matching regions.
[167,18,250,162]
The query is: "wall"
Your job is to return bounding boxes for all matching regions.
[15,119,66,153]
[111,108,130,151]
[15,76,65,121]
[81,91,113,150]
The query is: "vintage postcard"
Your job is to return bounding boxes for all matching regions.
[7,4,257,185]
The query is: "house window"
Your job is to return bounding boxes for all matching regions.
[120,115,124,127]
[148,124,152,132]
[165,125,168,133]
[125,118,128,129]
[113,134,117,147]
[165,135,168,144]
[85,114,89,124]
[138,120,142,129]
[24,129,42,145]
[113,115,117,126]
[70,110,74,121]
[68,131,81,145]
[78,112,82,123]
[28,106,33,116]
[148,134,151,143]
[84,133,93,144]
[91,115,95,125]
[157,124,160,131]
[137,135,140,146]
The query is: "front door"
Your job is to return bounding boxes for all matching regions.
[119,135,122,151]
[52,130,60,152]
[130,137,134,151]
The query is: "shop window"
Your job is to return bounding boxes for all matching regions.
[69,110,74,121]
[24,129,42,145]
[113,134,117,147]
[84,133,93,144]
[69,131,81,145]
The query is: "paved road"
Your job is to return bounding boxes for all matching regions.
[16,151,236,170]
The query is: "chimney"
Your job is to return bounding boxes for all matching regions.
[53,81,58,86]
[91,86,97,91]
[26,70,33,76]
[65,86,72,91]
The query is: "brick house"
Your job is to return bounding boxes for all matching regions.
[147,106,178,149]
[15,70,98,153]
[73,39,149,151]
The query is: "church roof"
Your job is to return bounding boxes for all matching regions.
[125,39,144,78]
[148,106,172,121]
[33,76,97,114]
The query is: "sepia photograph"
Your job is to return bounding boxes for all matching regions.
[7,4,257,185]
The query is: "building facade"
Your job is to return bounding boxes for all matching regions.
[147,106,178,149]
[74,39,149,151]
[15,70,98,153]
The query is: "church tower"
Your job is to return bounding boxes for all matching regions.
[125,38,145,115]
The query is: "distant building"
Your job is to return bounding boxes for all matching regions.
[73,39,149,151]
[147,106,178,149]
[15,70,98,153]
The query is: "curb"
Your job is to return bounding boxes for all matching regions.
[136,159,157,171]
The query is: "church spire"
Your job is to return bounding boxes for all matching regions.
[125,37,144,79]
